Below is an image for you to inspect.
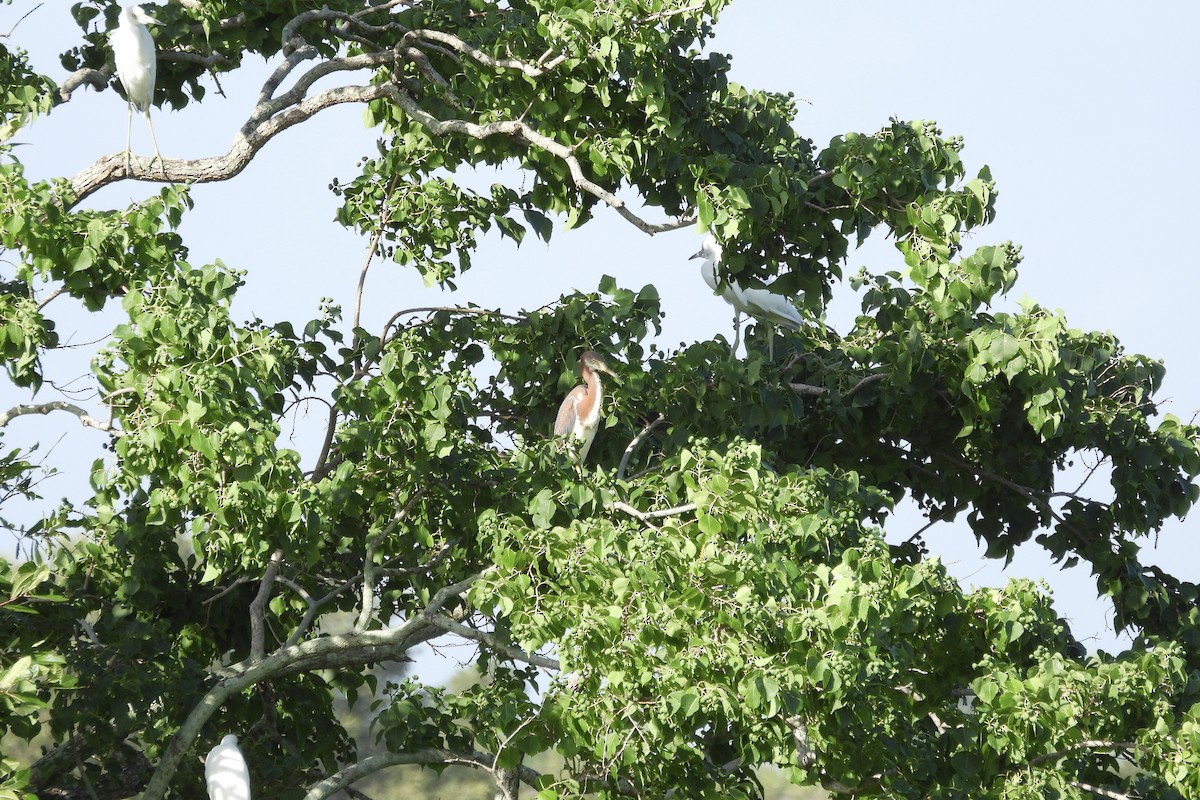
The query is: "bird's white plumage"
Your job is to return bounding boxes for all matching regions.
[110,5,158,112]
[205,734,251,800]
[109,4,164,172]
[693,235,805,329]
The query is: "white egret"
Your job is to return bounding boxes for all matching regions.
[690,234,805,358]
[205,734,251,800]
[109,4,164,174]
[554,351,620,462]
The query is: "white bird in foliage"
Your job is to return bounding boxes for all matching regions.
[690,234,805,358]
[109,4,164,174]
[554,351,620,462]
[205,734,251,800]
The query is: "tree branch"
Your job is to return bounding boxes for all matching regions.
[933,450,1095,545]
[618,414,665,480]
[608,500,696,529]
[356,491,425,632]
[406,28,567,77]
[140,569,493,800]
[1028,740,1136,768]
[1070,782,1129,800]
[0,402,114,432]
[386,85,694,235]
[249,549,284,662]
[790,371,887,398]
[424,614,560,670]
[68,80,393,203]
[302,749,542,800]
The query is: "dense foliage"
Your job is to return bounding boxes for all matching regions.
[3,1,1199,799]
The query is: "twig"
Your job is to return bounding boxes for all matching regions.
[2,3,43,38]
[933,450,1094,545]
[424,614,560,670]
[790,372,888,398]
[387,86,694,235]
[638,3,704,24]
[356,491,425,632]
[202,576,254,606]
[1028,740,1136,768]
[618,414,665,480]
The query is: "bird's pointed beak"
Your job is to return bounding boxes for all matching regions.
[593,360,622,382]
[689,248,704,260]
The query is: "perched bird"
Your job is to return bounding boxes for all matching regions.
[205,734,251,800]
[554,351,620,462]
[690,234,805,358]
[109,4,164,174]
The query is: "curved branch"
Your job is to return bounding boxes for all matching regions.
[386,85,694,235]
[57,67,111,103]
[140,569,491,800]
[618,414,665,481]
[407,28,567,77]
[303,749,542,800]
[68,81,393,203]
[0,401,114,432]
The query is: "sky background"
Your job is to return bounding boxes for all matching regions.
[5,0,1200,655]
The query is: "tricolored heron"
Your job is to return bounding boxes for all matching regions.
[691,234,804,358]
[109,4,164,174]
[205,734,251,800]
[554,351,620,462]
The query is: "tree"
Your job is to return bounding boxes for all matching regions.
[2,1,1199,798]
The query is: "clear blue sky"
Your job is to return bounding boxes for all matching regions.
[6,1,1199,651]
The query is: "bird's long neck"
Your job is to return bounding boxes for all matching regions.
[581,369,604,427]
[700,257,719,292]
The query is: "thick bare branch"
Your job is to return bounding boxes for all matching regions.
[249,550,284,662]
[69,82,392,203]
[0,401,114,432]
[57,67,111,103]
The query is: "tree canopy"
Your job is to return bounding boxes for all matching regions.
[3,1,1200,799]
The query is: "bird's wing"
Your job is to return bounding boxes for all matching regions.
[742,288,804,329]
[554,386,583,437]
